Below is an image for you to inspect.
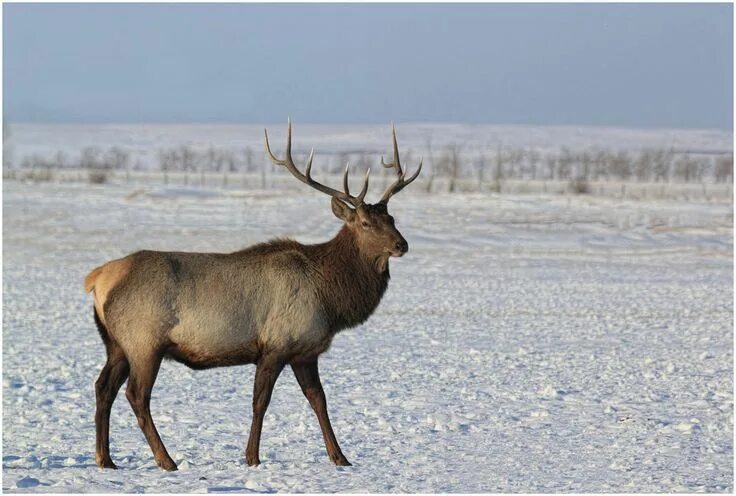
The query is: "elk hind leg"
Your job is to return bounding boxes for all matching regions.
[95,346,129,468]
[246,355,285,466]
[125,350,177,471]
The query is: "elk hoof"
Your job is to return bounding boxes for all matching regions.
[246,454,261,466]
[332,454,352,466]
[157,458,178,471]
[96,457,118,470]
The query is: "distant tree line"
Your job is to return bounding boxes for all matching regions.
[5,142,734,189]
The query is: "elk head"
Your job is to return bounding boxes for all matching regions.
[264,120,422,264]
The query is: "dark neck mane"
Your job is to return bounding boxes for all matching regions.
[306,226,390,332]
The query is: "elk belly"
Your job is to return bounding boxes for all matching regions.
[166,304,260,368]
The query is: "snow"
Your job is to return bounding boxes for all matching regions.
[2,178,733,492]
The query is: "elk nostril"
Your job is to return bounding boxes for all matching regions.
[396,241,408,253]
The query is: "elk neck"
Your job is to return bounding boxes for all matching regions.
[307,225,391,332]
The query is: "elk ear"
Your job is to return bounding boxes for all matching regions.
[331,197,355,222]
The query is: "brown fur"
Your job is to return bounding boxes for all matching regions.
[165,341,261,369]
[87,198,411,471]
[305,226,390,331]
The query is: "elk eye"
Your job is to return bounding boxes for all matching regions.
[361,220,371,229]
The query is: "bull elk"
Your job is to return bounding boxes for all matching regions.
[84,120,422,470]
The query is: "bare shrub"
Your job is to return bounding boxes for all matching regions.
[51,150,68,169]
[476,154,487,189]
[569,179,590,194]
[22,168,54,182]
[493,146,505,183]
[204,146,218,172]
[222,150,237,172]
[577,151,591,181]
[590,149,608,181]
[19,154,54,182]
[78,145,115,184]
[243,147,254,172]
[651,148,674,182]
[3,120,13,169]
[80,147,102,169]
[526,148,540,179]
[105,147,130,170]
[431,148,451,191]
[610,151,632,181]
[88,170,109,184]
[634,150,653,182]
[447,145,461,193]
[556,147,573,180]
[425,167,435,193]
[158,149,176,185]
[674,155,704,183]
[179,145,198,172]
[261,152,270,188]
[715,155,733,183]
[507,148,524,178]
[422,134,435,193]
[543,152,556,180]
[221,150,236,188]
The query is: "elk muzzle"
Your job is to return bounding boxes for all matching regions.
[390,237,409,257]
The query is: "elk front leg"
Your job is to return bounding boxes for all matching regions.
[291,360,351,466]
[246,355,285,466]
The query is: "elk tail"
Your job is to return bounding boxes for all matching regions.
[84,266,103,293]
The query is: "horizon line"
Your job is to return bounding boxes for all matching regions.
[4,120,733,134]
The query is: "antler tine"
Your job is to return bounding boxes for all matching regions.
[380,159,422,204]
[379,124,422,204]
[264,120,366,208]
[356,168,370,203]
[380,123,404,176]
[305,148,314,179]
[285,117,292,157]
[342,162,372,203]
[343,163,351,197]
[264,130,286,166]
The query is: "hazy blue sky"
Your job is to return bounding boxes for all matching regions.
[4,3,733,129]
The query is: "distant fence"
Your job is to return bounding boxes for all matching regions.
[4,166,732,202]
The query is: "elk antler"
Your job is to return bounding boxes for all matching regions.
[264,119,370,208]
[379,124,422,204]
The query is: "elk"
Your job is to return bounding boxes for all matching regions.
[84,121,422,470]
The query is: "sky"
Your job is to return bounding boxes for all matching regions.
[3,3,733,129]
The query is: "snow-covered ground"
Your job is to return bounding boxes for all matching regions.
[3,179,733,492]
